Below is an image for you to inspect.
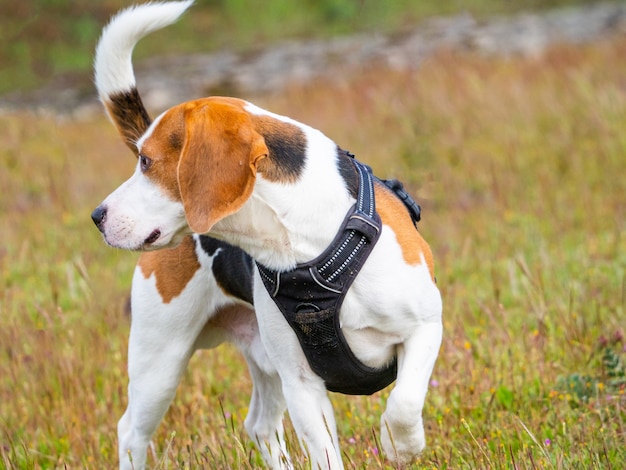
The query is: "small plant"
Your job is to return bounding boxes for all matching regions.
[555,373,597,405]
[555,343,625,405]
[603,346,626,390]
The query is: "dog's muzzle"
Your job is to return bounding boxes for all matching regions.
[91,205,162,246]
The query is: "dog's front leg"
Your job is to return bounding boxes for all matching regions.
[380,319,443,465]
[253,278,344,470]
[118,326,198,470]
[281,375,342,469]
[118,337,194,470]
[118,268,211,470]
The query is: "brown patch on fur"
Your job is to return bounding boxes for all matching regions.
[138,235,200,303]
[251,115,306,183]
[374,182,435,280]
[138,108,185,201]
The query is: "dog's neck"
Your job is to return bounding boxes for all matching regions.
[212,129,356,271]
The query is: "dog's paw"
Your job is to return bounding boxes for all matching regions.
[380,412,425,465]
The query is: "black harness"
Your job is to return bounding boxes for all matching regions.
[256,155,420,395]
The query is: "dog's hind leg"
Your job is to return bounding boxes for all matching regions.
[202,302,291,469]
[379,319,442,465]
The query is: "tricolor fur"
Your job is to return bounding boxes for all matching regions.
[92,2,442,469]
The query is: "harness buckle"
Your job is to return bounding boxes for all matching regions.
[382,178,421,224]
[345,212,381,242]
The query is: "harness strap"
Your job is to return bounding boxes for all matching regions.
[256,158,398,395]
[317,160,380,283]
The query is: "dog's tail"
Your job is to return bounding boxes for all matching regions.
[94,1,193,153]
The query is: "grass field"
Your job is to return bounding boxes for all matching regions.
[1,35,626,469]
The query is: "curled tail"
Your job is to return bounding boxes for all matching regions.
[94,1,193,152]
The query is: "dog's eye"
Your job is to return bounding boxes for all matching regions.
[139,155,152,172]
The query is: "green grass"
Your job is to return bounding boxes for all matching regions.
[0,0,597,95]
[1,36,626,468]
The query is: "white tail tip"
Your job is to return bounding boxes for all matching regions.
[94,1,194,99]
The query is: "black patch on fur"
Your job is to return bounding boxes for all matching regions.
[264,129,306,180]
[253,115,306,182]
[108,88,152,152]
[198,236,254,305]
[336,147,358,198]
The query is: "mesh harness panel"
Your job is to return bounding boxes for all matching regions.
[256,157,419,395]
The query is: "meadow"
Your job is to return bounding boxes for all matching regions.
[1,33,626,470]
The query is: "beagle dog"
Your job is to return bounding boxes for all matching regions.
[91,2,442,470]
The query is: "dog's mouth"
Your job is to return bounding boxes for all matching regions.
[144,229,161,245]
[102,228,168,251]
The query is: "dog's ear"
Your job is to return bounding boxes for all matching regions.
[177,103,268,234]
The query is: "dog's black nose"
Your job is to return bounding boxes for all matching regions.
[91,205,107,232]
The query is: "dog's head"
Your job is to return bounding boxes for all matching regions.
[91,97,269,250]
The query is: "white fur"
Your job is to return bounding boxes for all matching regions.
[94,3,442,469]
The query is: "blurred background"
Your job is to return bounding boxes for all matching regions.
[0,0,604,96]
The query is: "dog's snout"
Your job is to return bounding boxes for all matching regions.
[91,205,107,232]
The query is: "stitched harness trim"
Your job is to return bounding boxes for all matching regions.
[256,155,422,395]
